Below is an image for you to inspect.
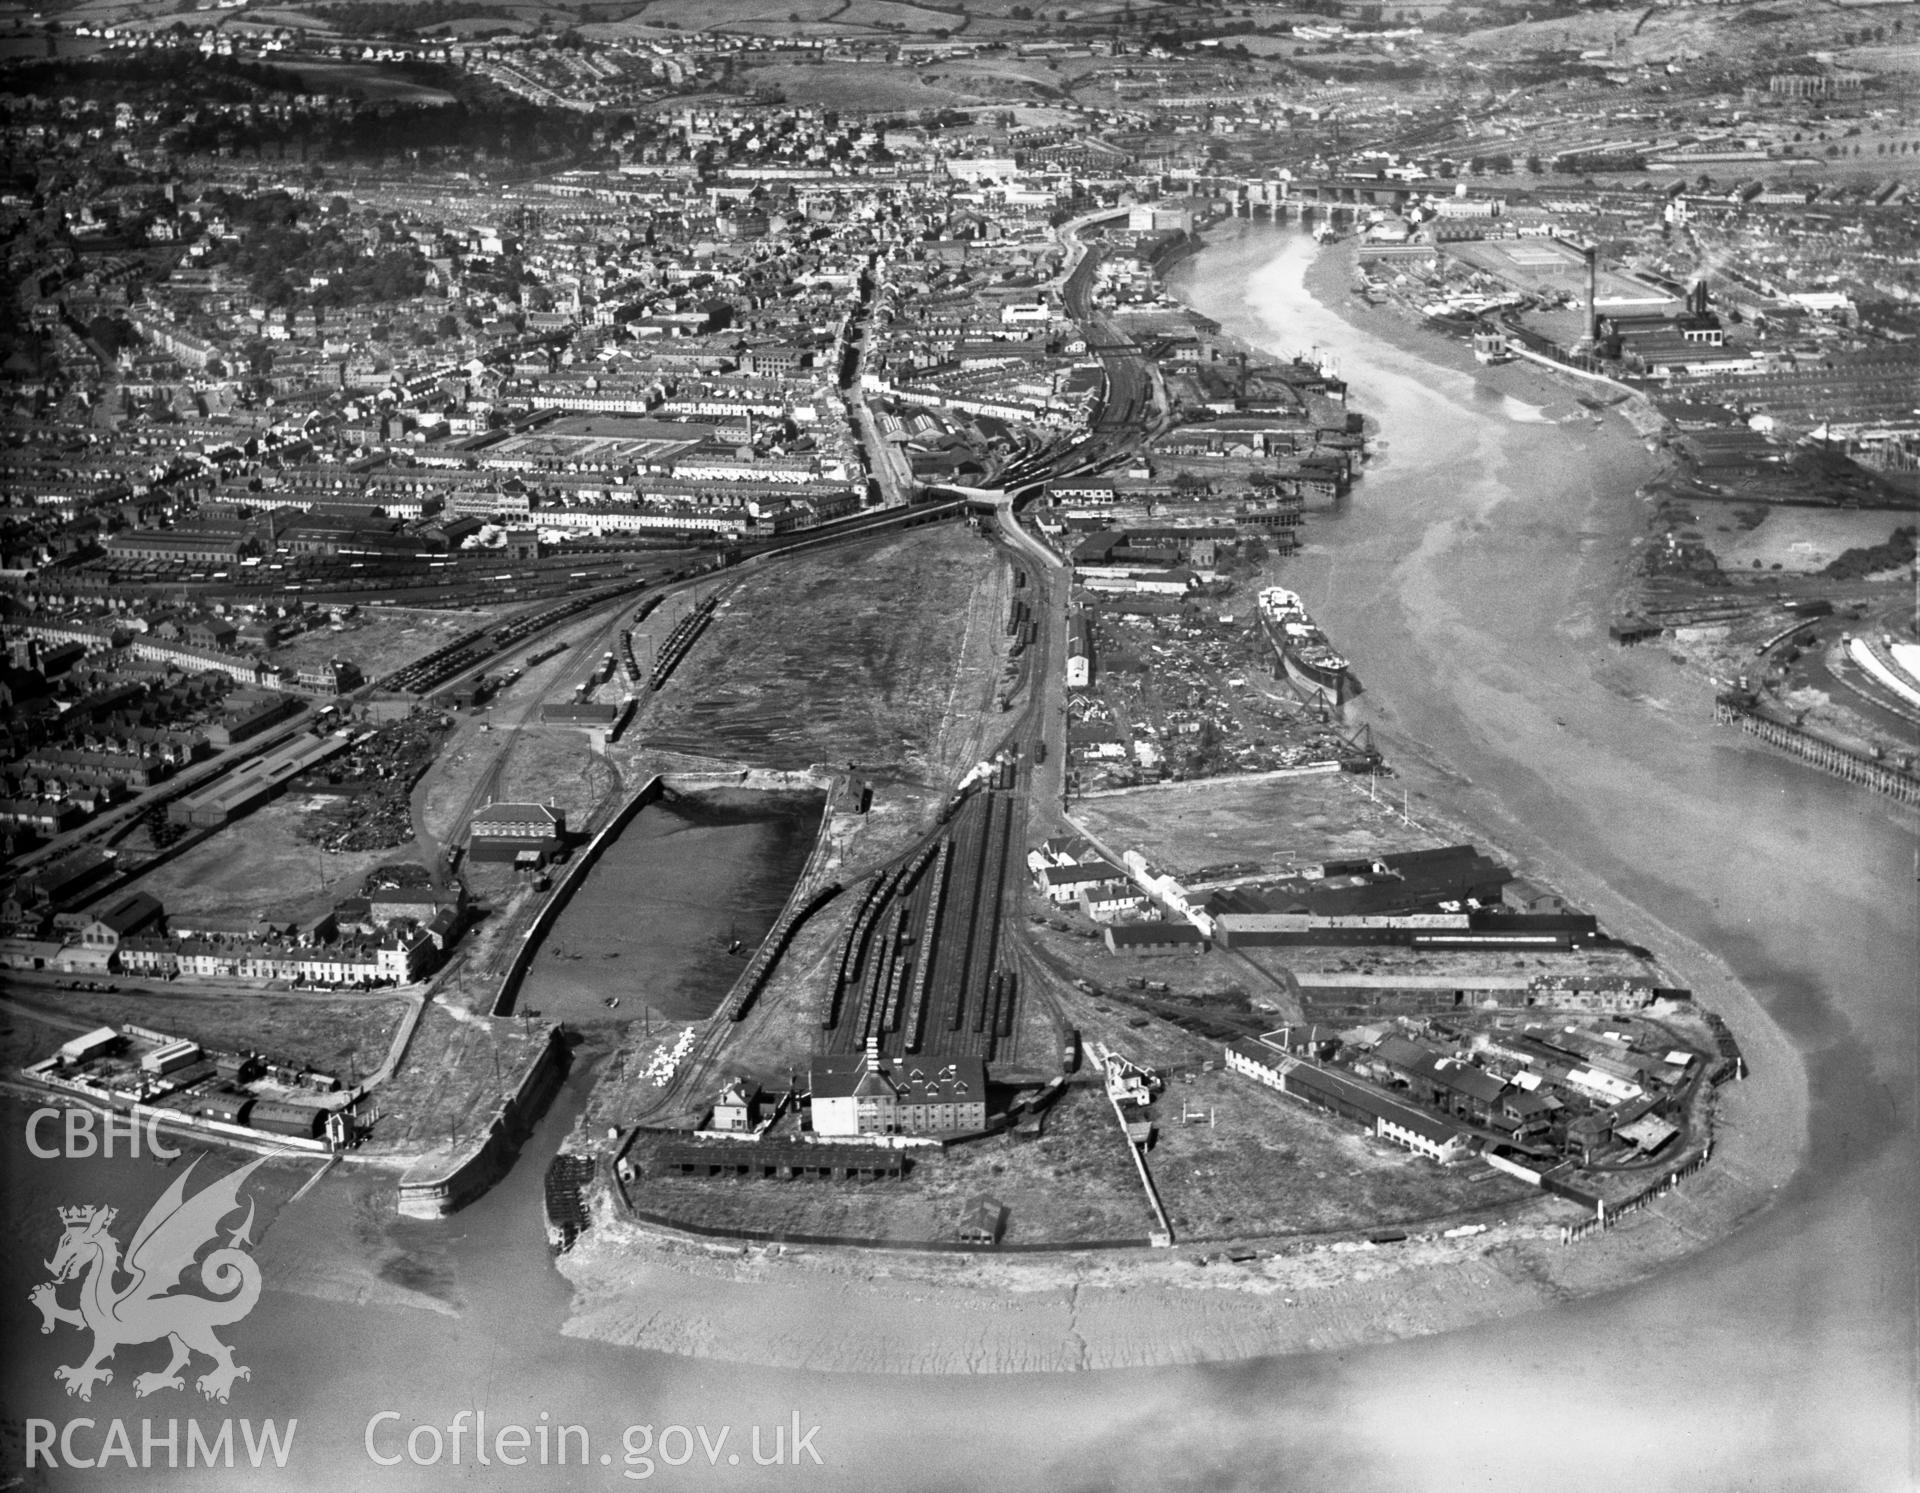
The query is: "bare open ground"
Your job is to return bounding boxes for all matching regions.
[360,1002,553,1157]
[1,988,405,1079]
[634,525,1010,782]
[271,608,487,684]
[125,797,402,923]
[1072,772,1450,878]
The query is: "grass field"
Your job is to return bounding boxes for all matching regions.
[1697,508,1911,575]
[242,7,341,29]
[635,0,964,31]
[276,58,458,102]
[918,60,1068,101]
[742,59,974,109]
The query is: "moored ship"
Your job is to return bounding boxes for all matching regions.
[1258,586,1358,704]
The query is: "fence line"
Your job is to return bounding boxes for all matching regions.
[1561,1141,1712,1245]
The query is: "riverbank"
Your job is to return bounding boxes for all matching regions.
[557,1121,1783,1372]
[548,225,1814,1374]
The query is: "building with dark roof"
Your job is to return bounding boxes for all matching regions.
[957,1195,1006,1245]
[709,1077,763,1133]
[1036,859,1129,903]
[248,1098,328,1139]
[467,800,566,863]
[1224,1040,1472,1164]
[1103,921,1207,957]
[658,1141,905,1180]
[809,1044,986,1137]
[76,892,163,955]
[1368,1034,1510,1124]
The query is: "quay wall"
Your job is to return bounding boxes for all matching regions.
[491,774,666,1018]
[1715,699,1920,807]
[397,1023,568,1219]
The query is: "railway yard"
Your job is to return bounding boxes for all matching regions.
[0,4,1911,1455]
[633,525,1013,779]
[3,423,1747,1256]
[3,201,1852,1267]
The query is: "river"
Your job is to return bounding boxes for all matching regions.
[1,226,1912,1492]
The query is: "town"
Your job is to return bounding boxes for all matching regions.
[2,0,1914,1271]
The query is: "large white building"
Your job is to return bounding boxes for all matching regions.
[809,1044,986,1137]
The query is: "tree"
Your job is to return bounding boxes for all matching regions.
[87,314,136,356]
[436,313,461,340]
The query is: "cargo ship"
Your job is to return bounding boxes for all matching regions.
[1259,586,1358,704]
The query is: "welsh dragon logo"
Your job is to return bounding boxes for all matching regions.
[31,1154,267,1404]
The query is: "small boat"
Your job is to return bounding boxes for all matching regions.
[604,996,621,1010]
[727,938,744,956]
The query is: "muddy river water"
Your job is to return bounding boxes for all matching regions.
[1,226,1912,1492]
[515,790,821,1026]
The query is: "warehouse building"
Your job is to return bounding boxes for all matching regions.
[467,801,566,863]
[167,733,349,829]
[1225,1040,1473,1164]
[809,1044,987,1137]
[1103,922,1208,957]
[1035,859,1130,905]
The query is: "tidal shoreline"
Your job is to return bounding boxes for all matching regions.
[549,225,1814,1374]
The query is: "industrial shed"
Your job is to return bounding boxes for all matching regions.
[196,1088,254,1126]
[167,734,349,829]
[248,1098,327,1140]
[956,1196,1006,1246]
[657,1142,906,1181]
[1104,922,1207,956]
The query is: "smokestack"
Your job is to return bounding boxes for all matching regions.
[1584,245,1599,342]
[1692,279,1709,318]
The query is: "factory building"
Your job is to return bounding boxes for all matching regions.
[1225,1040,1472,1164]
[166,733,349,829]
[467,801,566,864]
[809,1044,987,1137]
